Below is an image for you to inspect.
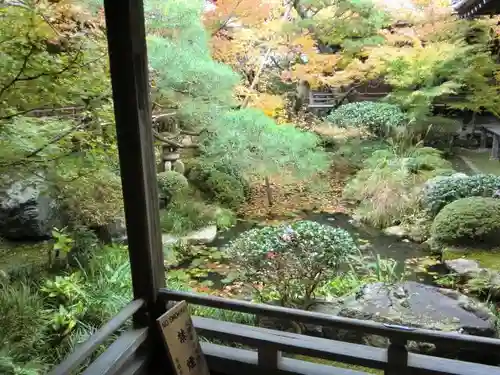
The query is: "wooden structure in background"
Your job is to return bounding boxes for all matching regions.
[47,1,500,374]
[480,124,500,160]
[453,0,500,18]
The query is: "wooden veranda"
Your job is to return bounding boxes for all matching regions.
[47,1,500,374]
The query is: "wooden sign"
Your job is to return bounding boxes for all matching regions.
[157,301,210,375]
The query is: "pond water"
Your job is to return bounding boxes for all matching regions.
[211,211,435,282]
[214,212,425,262]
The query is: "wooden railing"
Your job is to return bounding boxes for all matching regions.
[160,289,500,375]
[48,299,149,375]
[47,289,500,375]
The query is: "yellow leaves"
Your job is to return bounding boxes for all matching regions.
[290,35,317,55]
[249,93,286,122]
[288,54,339,88]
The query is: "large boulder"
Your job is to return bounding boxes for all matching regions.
[307,282,497,361]
[92,217,127,244]
[0,178,59,240]
[161,225,218,246]
[383,225,407,238]
[444,259,481,278]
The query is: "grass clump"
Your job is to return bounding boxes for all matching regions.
[343,145,452,228]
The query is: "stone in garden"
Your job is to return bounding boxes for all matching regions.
[0,178,59,240]
[94,217,127,244]
[161,225,218,246]
[162,233,179,246]
[184,225,217,245]
[172,160,185,174]
[383,225,407,238]
[444,259,481,277]
[307,282,497,361]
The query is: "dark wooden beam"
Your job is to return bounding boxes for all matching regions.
[47,300,145,375]
[102,0,168,369]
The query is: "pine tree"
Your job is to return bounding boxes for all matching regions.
[146,0,329,180]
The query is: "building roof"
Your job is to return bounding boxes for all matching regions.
[453,0,500,18]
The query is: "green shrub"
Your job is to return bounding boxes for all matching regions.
[60,169,124,227]
[226,221,358,307]
[205,171,245,209]
[159,199,217,235]
[343,146,452,227]
[422,174,500,216]
[186,161,247,209]
[332,138,391,171]
[430,197,500,245]
[327,102,407,136]
[157,171,189,201]
[212,161,250,198]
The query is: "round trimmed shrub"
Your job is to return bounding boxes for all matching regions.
[326,102,407,136]
[157,171,188,201]
[212,161,250,197]
[422,174,500,216]
[430,197,500,245]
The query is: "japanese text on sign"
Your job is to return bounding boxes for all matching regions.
[157,301,209,375]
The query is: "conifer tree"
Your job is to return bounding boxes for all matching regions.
[146,0,329,180]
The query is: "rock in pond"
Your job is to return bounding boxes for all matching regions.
[383,225,407,238]
[444,259,481,277]
[162,225,218,246]
[307,282,497,361]
[0,178,59,240]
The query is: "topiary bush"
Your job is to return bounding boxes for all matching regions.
[205,171,245,209]
[226,221,358,307]
[421,174,500,216]
[211,161,250,198]
[326,102,407,136]
[430,197,500,245]
[157,171,189,202]
[186,161,248,209]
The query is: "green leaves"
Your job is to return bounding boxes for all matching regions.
[226,220,358,306]
[431,197,500,244]
[327,101,407,136]
[422,174,500,216]
[0,2,110,115]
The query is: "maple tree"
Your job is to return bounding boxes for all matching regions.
[0,0,121,228]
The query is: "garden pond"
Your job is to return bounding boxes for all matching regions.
[167,211,444,291]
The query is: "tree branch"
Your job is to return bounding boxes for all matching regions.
[210,0,244,36]
[0,123,89,168]
[152,129,199,148]
[0,44,36,99]
[241,1,294,108]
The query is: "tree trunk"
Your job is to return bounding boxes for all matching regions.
[265,176,273,207]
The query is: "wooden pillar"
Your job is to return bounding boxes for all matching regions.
[385,339,408,375]
[492,134,500,160]
[102,0,168,367]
